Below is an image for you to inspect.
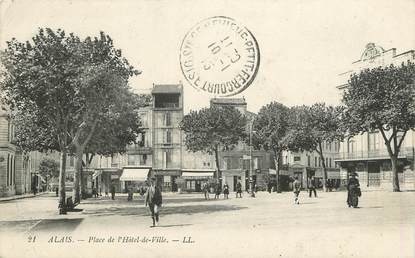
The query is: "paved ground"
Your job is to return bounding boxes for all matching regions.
[0,190,414,258]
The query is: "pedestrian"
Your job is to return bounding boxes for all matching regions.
[236,181,242,198]
[111,185,115,200]
[308,176,317,198]
[223,182,229,199]
[293,176,301,204]
[214,182,221,199]
[202,182,210,200]
[145,177,162,227]
[347,172,361,208]
[267,181,272,193]
[55,187,59,197]
[127,187,133,201]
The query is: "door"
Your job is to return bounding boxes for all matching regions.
[367,162,380,187]
[233,176,238,192]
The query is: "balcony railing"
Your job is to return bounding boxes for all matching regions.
[335,147,414,161]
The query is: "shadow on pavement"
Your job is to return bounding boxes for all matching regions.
[82,204,247,217]
[30,218,84,233]
[153,224,193,228]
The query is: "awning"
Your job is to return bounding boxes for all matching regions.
[120,168,150,181]
[181,172,214,178]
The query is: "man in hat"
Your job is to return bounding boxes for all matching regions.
[145,177,163,227]
[347,172,360,207]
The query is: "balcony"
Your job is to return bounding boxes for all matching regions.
[335,147,414,161]
[126,144,152,155]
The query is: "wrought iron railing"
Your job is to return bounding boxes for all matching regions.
[335,147,414,160]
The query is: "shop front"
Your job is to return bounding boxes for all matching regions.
[179,169,215,192]
[119,167,151,192]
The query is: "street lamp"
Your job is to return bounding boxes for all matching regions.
[249,120,256,197]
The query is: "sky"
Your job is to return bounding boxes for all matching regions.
[1,0,414,113]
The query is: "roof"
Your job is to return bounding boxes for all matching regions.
[152,84,182,94]
[210,98,247,105]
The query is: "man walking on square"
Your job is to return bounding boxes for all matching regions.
[308,176,317,198]
[236,181,243,198]
[145,177,163,227]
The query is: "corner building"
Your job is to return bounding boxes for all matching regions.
[335,43,415,190]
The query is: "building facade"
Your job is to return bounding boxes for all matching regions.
[211,98,272,192]
[151,84,183,191]
[281,141,341,189]
[335,43,415,190]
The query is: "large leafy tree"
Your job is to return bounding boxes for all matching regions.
[0,28,139,213]
[251,102,289,193]
[38,157,60,188]
[180,106,247,182]
[342,61,415,192]
[286,104,344,192]
[79,91,143,199]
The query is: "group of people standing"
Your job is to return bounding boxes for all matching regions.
[202,181,253,200]
[292,173,360,207]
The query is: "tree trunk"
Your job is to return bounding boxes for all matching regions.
[58,150,67,215]
[73,146,84,204]
[273,149,281,193]
[317,142,328,192]
[391,155,400,192]
[214,147,221,184]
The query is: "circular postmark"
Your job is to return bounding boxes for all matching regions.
[180,16,260,97]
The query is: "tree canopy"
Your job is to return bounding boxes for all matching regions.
[0,28,140,212]
[180,106,247,180]
[251,102,290,192]
[342,61,415,191]
[285,103,344,191]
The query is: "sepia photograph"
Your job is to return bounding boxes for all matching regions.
[0,0,414,257]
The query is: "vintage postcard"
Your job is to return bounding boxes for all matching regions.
[0,0,414,257]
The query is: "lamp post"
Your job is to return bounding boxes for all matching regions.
[249,120,256,197]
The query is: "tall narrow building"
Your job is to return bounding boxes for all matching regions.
[151,84,183,191]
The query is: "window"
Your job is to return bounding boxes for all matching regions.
[138,132,146,147]
[140,154,147,165]
[166,130,172,143]
[329,158,332,168]
[69,156,74,167]
[318,158,321,167]
[307,156,311,167]
[347,138,355,153]
[164,150,172,168]
[253,157,261,170]
[164,112,172,126]
[294,156,301,162]
[368,132,379,151]
[314,157,318,167]
[325,158,328,167]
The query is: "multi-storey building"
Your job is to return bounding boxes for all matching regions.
[150,84,183,191]
[281,141,341,189]
[335,43,415,190]
[210,98,272,192]
[0,108,60,197]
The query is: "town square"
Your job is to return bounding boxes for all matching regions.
[0,0,414,257]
